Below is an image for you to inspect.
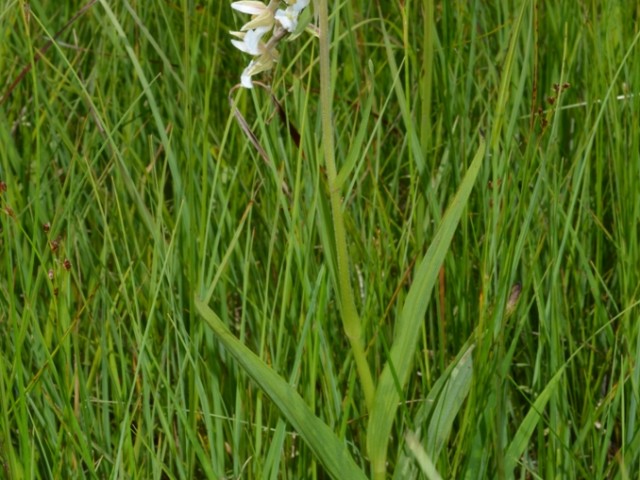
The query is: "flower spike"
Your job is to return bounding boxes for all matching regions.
[229,0,312,87]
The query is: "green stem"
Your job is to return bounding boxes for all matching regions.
[317,0,375,411]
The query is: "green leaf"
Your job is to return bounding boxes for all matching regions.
[367,138,486,478]
[423,345,474,459]
[504,366,565,473]
[405,431,443,480]
[194,298,367,480]
[394,344,474,480]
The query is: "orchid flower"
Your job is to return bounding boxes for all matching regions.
[230,0,312,88]
[231,1,276,31]
[230,26,271,56]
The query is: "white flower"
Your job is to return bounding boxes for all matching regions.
[275,0,310,32]
[229,0,312,88]
[230,26,270,55]
[231,1,276,31]
[285,0,309,12]
[240,48,280,88]
[231,0,269,14]
[274,7,298,32]
[240,60,259,88]
[231,0,269,15]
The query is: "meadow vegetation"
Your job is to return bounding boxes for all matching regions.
[1,1,639,478]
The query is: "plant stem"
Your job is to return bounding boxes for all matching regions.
[317,0,375,411]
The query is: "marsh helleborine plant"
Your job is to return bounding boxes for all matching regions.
[230,0,311,88]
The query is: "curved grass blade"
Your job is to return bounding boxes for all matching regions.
[405,431,443,480]
[393,343,474,480]
[423,345,474,459]
[367,138,486,478]
[194,298,367,480]
[504,366,565,473]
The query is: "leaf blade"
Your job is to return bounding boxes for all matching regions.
[367,139,486,477]
[194,298,367,480]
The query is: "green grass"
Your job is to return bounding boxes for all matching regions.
[1,0,640,478]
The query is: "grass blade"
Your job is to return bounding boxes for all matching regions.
[405,431,443,480]
[194,298,367,480]
[423,345,474,459]
[504,366,565,473]
[367,138,486,478]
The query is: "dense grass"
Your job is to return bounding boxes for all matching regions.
[1,0,640,478]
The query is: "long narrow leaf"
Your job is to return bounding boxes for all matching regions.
[367,139,486,478]
[504,366,565,473]
[405,431,443,480]
[392,343,474,480]
[424,345,474,458]
[194,298,367,480]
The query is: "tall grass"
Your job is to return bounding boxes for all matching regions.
[1,0,639,478]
